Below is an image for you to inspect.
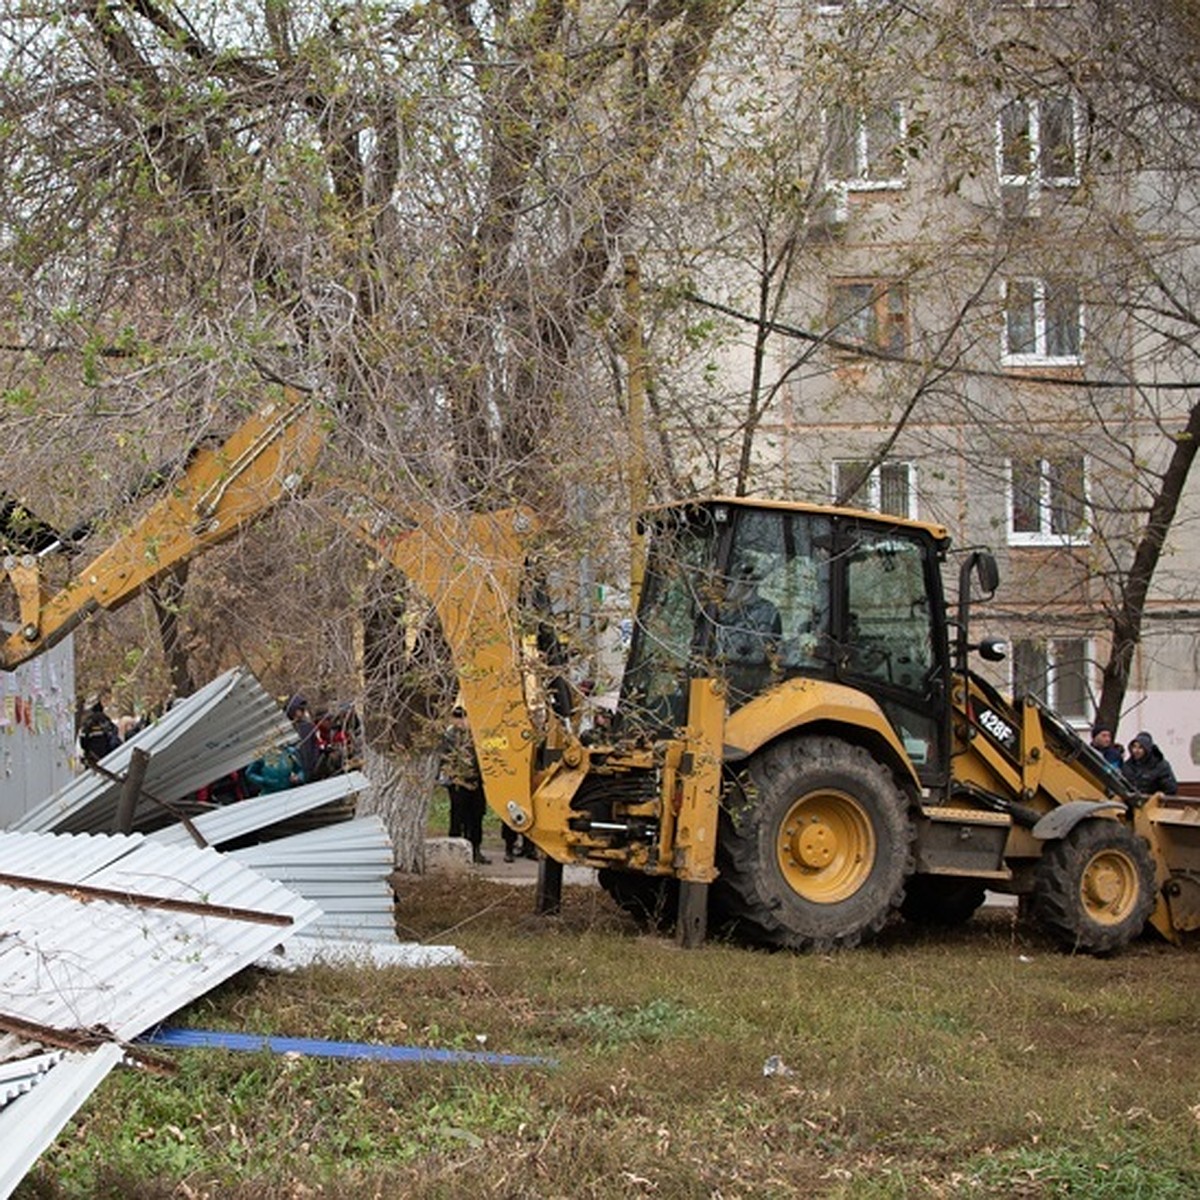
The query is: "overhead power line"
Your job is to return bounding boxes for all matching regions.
[680,289,1198,393]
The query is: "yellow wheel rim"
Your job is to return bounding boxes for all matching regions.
[1080,849,1141,926]
[776,789,876,903]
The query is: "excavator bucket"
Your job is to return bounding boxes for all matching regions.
[1139,794,1200,940]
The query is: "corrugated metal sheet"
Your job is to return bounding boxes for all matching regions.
[229,815,398,942]
[0,1052,61,1107]
[147,770,371,848]
[0,828,320,1198]
[0,829,321,1056]
[12,667,294,835]
[0,1045,123,1200]
[142,771,396,943]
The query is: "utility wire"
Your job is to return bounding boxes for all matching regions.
[680,289,1198,392]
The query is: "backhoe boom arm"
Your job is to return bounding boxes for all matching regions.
[1,388,322,671]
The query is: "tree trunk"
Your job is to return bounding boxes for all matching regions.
[358,743,438,874]
[1095,398,1200,731]
[149,565,195,699]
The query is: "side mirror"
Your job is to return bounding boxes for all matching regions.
[956,547,1002,674]
[973,551,1000,597]
[976,637,1007,663]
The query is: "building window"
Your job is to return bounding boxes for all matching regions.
[833,460,916,518]
[1008,455,1088,544]
[1012,637,1091,722]
[1002,277,1082,364]
[829,280,907,354]
[997,94,1080,212]
[826,101,907,189]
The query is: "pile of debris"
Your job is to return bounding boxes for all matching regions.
[0,669,469,1198]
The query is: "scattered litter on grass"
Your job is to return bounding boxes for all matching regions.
[762,1055,795,1078]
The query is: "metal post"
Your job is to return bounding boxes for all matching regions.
[115,747,150,834]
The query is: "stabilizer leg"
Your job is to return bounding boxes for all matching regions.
[676,880,709,948]
[536,857,563,915]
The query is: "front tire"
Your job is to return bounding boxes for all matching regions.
[1033,820,1156,954]
[711,735,914,950]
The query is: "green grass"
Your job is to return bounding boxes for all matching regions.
[17,875,1200,1199]
[427,784,450,837]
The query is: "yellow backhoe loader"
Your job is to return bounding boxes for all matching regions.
[4,387,1198,954]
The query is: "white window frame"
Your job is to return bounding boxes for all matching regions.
[996,94,1081,212]
[1006,455,1089,546]
[832,460,918,519]
[1001,277,1083,366]
[1011,636,1093,725]
[824,101,907,191]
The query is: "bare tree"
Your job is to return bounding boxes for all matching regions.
[0,0,745,858]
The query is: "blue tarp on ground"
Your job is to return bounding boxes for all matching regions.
[139,1026,555,1068]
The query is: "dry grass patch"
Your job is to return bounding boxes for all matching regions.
[17,874,1200,1199]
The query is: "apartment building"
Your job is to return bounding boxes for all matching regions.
[693,1,1200,779]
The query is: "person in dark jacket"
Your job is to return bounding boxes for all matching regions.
[1121,730,1177,795]
[440,707,489,864]
[1090,725,1124,767]
[286,694,324,781]
[78,698,121,764]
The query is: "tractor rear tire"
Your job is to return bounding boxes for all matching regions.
[711,735,914,950]
[1033,820,1156,954]
[901,876,988,927]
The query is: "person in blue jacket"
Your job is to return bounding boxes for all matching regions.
[245,744,305,794]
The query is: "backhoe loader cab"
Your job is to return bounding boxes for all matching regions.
[620,498,954,788]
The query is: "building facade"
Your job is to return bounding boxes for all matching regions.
[680,1,1200,781]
